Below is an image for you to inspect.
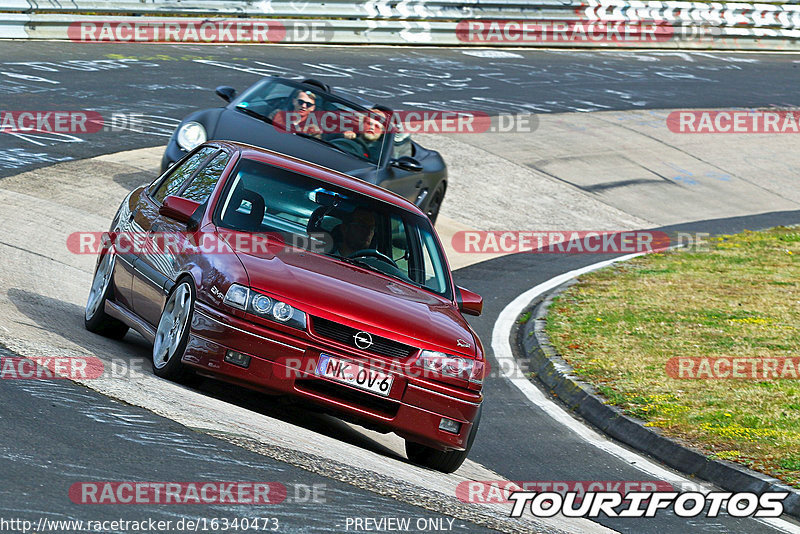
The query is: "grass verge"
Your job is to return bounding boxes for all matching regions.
[545,226,800,488]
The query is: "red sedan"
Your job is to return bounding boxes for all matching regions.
[85,141,485,472]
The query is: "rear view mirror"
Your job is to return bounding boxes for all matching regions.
[457,286,483,316]
[309,188,347,207]
[215,86,237,102]
[159,196,202,229]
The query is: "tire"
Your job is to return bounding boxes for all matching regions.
[152,278,195,382]
[426,182,446,225]
[84,251,129,340]
[405,403,482,473]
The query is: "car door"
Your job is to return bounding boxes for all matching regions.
[153,149,231,285]
[131,146,219,326]
[109,197,141,311]
[378,132,426,204]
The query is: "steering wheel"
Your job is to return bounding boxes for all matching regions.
[329,137,364,158]
[348,249,399,268]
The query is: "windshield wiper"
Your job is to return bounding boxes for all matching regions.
[334,255,416,286]
[235,106,273,124]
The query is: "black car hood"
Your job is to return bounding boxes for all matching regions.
[211,108,380,183]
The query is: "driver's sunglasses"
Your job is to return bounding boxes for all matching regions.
[295,98,315,108]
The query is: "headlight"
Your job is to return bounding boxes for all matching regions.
[176,121,207,151]
[222,284,306,330]
[272,301,294,322]
[223,284,249,309]
[417,350,482,384]
[252,294,272,314]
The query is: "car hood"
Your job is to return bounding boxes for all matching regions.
[212,108,381,183]
[231,243,475,357]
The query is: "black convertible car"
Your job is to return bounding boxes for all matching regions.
[161,77,448,223]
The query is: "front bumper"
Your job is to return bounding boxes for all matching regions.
[183,301,482,451]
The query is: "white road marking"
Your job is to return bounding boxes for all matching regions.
[462,50,524,59]
[491,253,800,533]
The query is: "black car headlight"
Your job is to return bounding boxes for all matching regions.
[176,121,207,151]
[223,284,307,330]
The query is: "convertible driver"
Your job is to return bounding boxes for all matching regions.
[270,88,322,136]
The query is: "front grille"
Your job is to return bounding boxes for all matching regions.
[295,379,400,418]
[311,316,416,359]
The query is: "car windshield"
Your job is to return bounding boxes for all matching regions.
[215,158,451,299]
[234,79,387,166]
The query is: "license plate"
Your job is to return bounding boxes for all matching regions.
[316,354,394,397]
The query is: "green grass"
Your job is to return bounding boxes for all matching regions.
[546,227,800,488]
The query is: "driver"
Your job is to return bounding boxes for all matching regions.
[335,208,376,258]
[270,88,321,137]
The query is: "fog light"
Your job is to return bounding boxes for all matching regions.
[225,350,251,368]
[439,418,461,434]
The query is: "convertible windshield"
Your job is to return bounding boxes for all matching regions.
[234,79,387,165]
[215,158,451,298]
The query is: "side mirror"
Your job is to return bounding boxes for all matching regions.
[457,286,483,317]
[215,86,236,102]
[391,156,423,173]
[159,196,202,229]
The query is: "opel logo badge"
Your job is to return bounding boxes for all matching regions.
[354,331,373,350]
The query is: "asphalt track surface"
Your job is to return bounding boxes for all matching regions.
[2,42,800,533]
[2,42,800,178]
[0,343,493,533]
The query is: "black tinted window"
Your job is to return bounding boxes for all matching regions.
[181,151,229,204]
[153,147,216,204]
[216,159,452,298]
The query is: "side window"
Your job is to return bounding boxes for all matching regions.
[180,151,230,204]
[419,228,447,294]
[390,215,410,275]
[152,147,216,204]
